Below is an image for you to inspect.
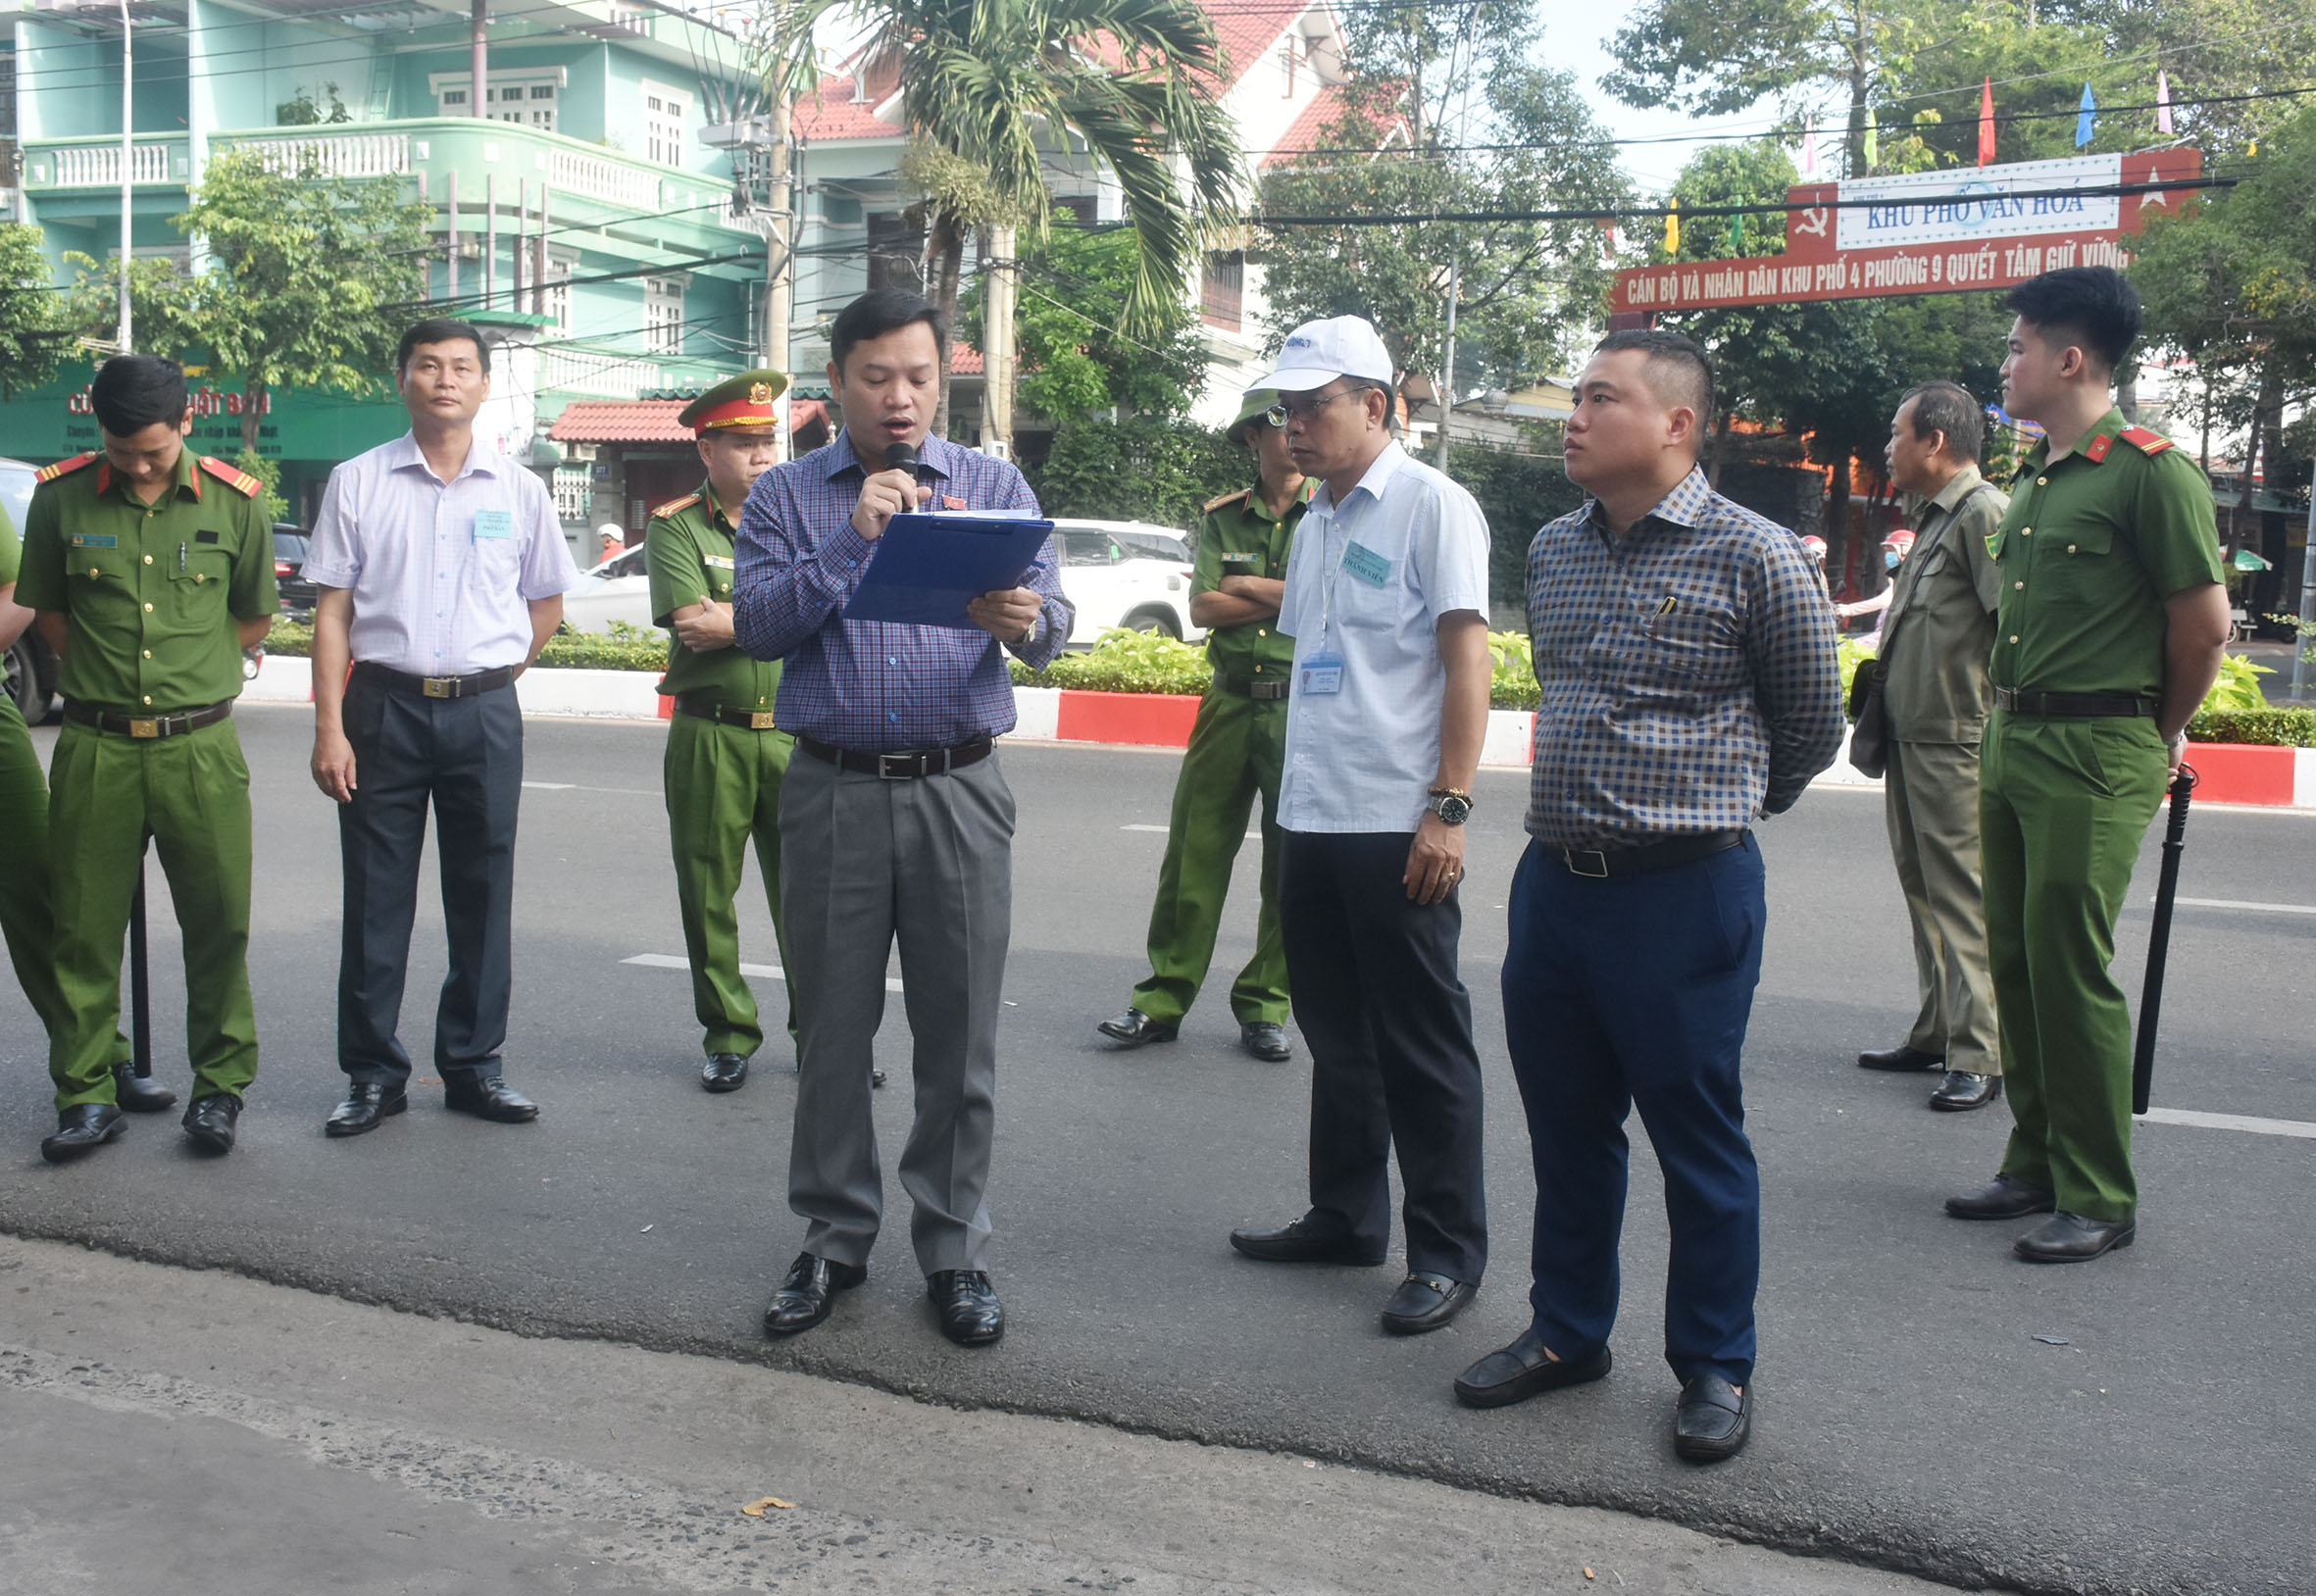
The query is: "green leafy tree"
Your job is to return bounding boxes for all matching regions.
[0,224,74,398]
[71,148,433,453]
[847,0,1241,430]
[964,217,1207,422]
[1031,416,1245,525]
[2041,0,2316,154]
[1259,4,1628,393]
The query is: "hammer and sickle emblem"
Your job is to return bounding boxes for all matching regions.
[1792,207,1831,239]
[749,381,774,403]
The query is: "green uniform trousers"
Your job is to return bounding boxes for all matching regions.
[664,712,794,1058]
[0,696,132,1094]
[1128,685,1289,1028]
[1979,711,2168,1223]
[1886,739,2001,1076]
[45,718,259,1110]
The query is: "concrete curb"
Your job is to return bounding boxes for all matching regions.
[236,658,2316,807]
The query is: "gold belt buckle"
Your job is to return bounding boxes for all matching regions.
[127,718,161,739]
[422,676,456,698]
[749,711,778,730]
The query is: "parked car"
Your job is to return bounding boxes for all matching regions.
[1,455,60,724]
[1050,520,1206,646]
[272,522,319,620]
[560,543,656,634]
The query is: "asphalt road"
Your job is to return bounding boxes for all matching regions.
[3,704,2312,1596]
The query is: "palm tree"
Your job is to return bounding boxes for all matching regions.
[846,0,1242,436]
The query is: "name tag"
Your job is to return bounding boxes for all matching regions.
[1341,540,1392,587]
[1299,651,1345,695]
[705,554,734,570]
[474,509,514,541]
[1221,551,1259,563]
[70,533,118,549]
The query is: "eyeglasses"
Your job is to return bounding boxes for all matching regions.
[1265,386,1369,427]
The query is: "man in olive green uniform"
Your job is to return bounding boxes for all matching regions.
[0,510,146,1129]
[649,372,802,1093]
[16,355,277,1161]
[1099,389,1312,1063]
[1943,268,2228,1262]
[1854,381,2010,1113]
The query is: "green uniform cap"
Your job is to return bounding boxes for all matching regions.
[1227,388,1282,445]
[677,371,789,434]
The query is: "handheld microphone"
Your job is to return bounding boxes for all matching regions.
[883,440,918,475]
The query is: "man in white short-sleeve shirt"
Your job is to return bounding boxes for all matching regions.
[1227,316,1495,1339]
[302,318,583,1139]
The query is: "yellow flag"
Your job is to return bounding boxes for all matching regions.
[1664,200,1680,255]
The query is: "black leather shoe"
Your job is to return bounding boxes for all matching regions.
[1858,1045,1942,1072]
[112,1063,177,1114]
[1930,1071,2001,1111]
[1944,1172,2057,1221]
[1239,1022,1291,1063]
[2015,1211,2136,1263]
[326,1082,408,1138]
[764,1252,867,1336]
[1674,1374,1752,1463]
[1096,1009,1177,1048]
[40,1103,126,1165]
[874,1068,887,1088]
[928,1269,1005,1346]
[701,1052,749,1093]
[181,1094,240,1155]
[1454,1329,1612,1409]
[1380,1272,1478,1335]
[1229,1215,1386,1267]
[443,1075,538,1122]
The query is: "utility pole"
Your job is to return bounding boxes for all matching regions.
[981,224,1016,460]
[471,0,488,119]
[765,109,794,463]
[117,0,133,352]
[1435,250,1459,471]
[2293,489,2316,701]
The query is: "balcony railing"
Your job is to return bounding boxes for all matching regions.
[28,137,183,189]
[237,130,412,179]
[549,148,663,210]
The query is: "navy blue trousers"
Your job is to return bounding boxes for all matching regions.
[1501,834,1764,1386]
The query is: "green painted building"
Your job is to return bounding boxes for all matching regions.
[4,0,775,540]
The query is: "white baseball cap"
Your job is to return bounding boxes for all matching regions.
[1251,315,1394,393]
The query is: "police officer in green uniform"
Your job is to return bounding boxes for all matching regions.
[648,371,810,1093]
[0,509,146,1129]
[15,355,277,1162]
[1099,388,1312,1063]
[1942,268,2228,1262]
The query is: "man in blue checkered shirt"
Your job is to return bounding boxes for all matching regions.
[1451,329,1841,1464]
[731,289,1073,1352]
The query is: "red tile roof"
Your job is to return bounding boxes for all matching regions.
[1263,79,1349,167]
[549,399,827,444]
[1209,0,1312,88]
[793,76,904,142]
[951,344,984,375]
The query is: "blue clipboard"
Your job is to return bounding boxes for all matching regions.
[842,509,1056,630]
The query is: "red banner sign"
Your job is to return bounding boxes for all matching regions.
[1610,148,2201,317]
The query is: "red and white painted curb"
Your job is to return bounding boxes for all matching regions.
[240,657,2316,809]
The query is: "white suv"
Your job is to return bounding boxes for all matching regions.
[1050,519,1205,646]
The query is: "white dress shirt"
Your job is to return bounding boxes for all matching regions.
[1276,440,1492,833]
[303,433,580,674]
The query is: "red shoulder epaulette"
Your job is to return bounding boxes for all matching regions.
[34,452,98,483]
[198,456,265,497]
[2118,424,2175,457]
[649,492,702,520]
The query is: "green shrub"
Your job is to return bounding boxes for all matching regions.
[2187,707,2316,747]
[1011,628,1214,694]
[1489,629,1539,710]
[2201,652,2273,714]
[255,619,670,673]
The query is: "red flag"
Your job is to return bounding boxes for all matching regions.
[1978,77,1996,166]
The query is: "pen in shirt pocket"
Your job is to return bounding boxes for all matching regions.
[1644,593,1679,636]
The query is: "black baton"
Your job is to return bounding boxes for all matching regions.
[2133,764,2196,1116]
[129,842,153,1080]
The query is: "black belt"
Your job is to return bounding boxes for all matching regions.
[351,661,517,699]
[1993,687,2159,719]
[1218,674,1289,701]
[797,734,993,779]
[1560,828,1746,879]
[675,695,782,731]
[62,699,233,740]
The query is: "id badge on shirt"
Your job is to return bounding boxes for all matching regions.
[474,509,514,542]
[1299,651,1345,695]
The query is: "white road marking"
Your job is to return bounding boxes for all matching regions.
[2141,1107,2316,1140]
[2168,896,2316,917]
[624,952,903,994]
[527,781,661,796]
[1122,823,1259,839]
[523,781,576,790]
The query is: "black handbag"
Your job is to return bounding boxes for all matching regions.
[1846,657,1888,778]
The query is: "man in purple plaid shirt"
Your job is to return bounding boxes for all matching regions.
[732,289,1072,1349]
